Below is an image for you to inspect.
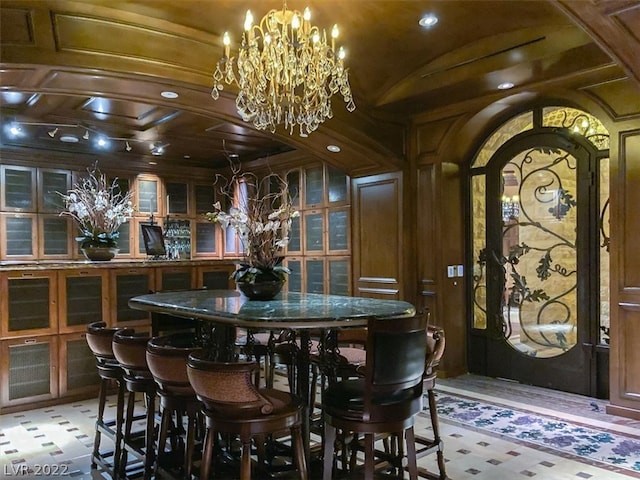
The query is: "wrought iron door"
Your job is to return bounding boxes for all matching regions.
[482,129,601,395]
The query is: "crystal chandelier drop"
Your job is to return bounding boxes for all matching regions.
[211,2,356,136]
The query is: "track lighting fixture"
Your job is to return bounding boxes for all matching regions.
[5,121,167,154]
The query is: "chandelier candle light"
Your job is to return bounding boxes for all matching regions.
[211,1,355,136]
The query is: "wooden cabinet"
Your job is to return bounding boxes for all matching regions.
[196,264,235,289]
[0,335,59,409]
[110,268,154,326]
[156,265,195,291]
[58,332,100,397]
[58,269,109,333]
[0,271,58,338]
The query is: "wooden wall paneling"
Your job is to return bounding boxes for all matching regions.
[417,165,439,316]
[352,172,403,300]
[438,162,467,377]
[608,129,640,419]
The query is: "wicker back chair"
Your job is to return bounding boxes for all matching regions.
[187,353,308,480]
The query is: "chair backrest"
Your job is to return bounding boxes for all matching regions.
[186,352,274,416]
[363,312,428,421]
[146,333,203,395]
[86,321,124,363]
[424,325,445,385]
[112,328,152,377]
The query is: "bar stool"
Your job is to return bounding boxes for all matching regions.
[85,321,127,479]
[112,328,157,480]
[187,352,308,480]
[146,333,204,479]
[415,325,447,479]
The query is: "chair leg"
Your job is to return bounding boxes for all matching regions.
[113,379,125,480]
[184,412,197,479]
[119,389,136,478]
[323,423,337,480]
[364,433,375,480]
[156,406,171,467]
[92,377,108,467]
[427,388,447,479]
[143,392,156,480]
[405,426,418,480]
[200,426,215,480]
[291,424,308,480]
[240,436,252,480]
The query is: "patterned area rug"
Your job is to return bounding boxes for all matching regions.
[436,392,640,475]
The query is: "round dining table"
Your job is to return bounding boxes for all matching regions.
[128,289,416,462]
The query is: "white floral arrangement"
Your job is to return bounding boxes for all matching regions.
[59,164,135,248]
[206,166,299,283]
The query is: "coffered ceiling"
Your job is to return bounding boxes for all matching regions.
[1,1,639,176]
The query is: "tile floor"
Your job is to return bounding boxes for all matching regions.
[1,374,639,479]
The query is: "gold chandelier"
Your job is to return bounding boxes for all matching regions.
[211,1,355,136]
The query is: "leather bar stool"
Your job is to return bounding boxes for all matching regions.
[187,352,308,480]
[322,313,428,480]
[112,328,157,480]
[85,321,127,479]
[146,333,204,480]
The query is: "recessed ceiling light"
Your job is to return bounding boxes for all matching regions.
[184,154,191,159]
[498,82,515,90]
[161,91,178,99]
[149,161,157,165]
[419,14,438,28]
[59,134,79,143]
[327,145,341,153]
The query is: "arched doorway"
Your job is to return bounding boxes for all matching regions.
[468,106,610,397]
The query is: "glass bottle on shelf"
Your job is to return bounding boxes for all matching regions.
[164,217,191,260]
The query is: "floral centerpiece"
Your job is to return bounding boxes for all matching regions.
[206,164,298,297]
[59,164,134,259]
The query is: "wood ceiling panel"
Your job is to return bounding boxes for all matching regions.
[0,7,34,45]
[52,12,215,76]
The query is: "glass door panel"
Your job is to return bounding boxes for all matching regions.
[500,150,578,358]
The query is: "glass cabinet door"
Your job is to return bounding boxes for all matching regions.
[304,166,324,207]
[1,165,36,211]
[137,177,160,215]
[39,169,70,213]
[166,181,189,215]
[304,210,324,254]
[2,215,36,258]
[195,184,216,214]
[327,166,349,204]
[40,216,71,257]
[305,258,325,293]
